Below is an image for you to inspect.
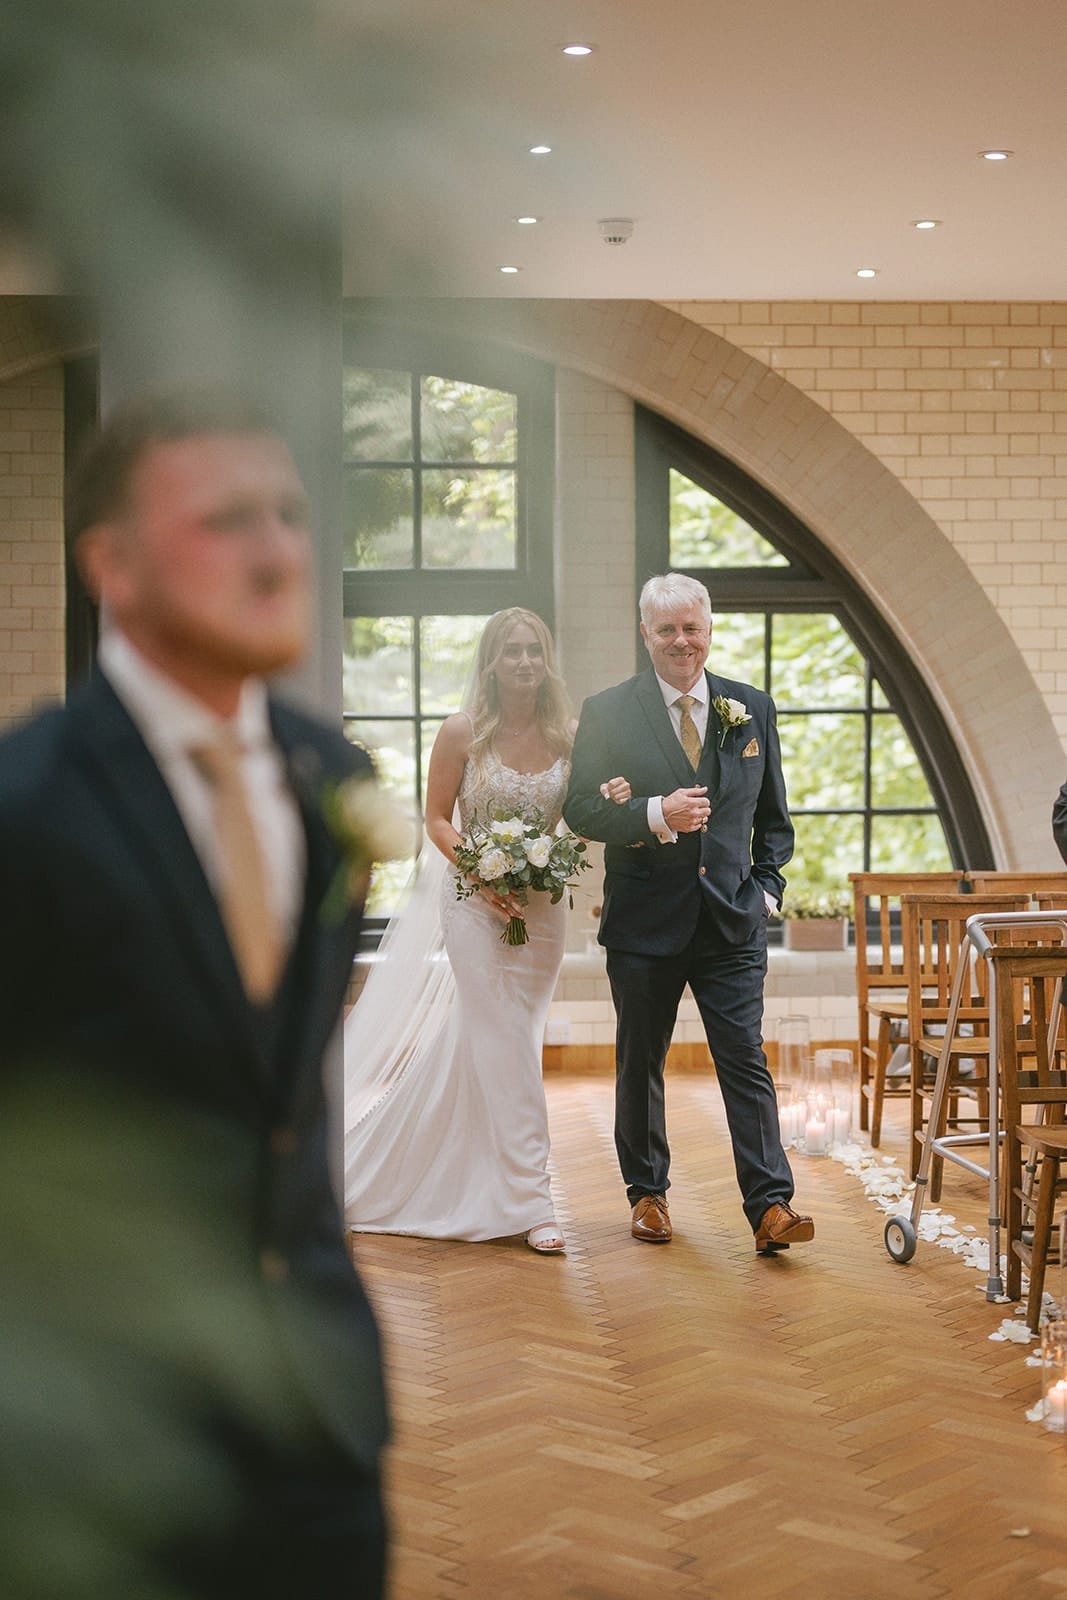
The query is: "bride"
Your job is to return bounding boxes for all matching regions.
[343,608,627,1254]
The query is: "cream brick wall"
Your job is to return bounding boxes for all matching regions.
[554,367,636,708]
[0,363,65,725]
[660,300,1067,745]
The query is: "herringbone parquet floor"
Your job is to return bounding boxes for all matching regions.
[351,1076,1067,1600]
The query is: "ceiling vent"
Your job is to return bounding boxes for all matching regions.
[598,217,634,246]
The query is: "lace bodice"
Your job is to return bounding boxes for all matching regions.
[458,749,570,833]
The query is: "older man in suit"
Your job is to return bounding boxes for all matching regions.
[564,572,812,1256]
[0,389,387,1597]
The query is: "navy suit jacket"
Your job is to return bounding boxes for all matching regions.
[0,672,387,1467]
[563,668,794,955]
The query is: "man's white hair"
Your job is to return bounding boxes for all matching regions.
[639,572,712,628]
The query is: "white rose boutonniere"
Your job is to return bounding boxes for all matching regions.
[712,694,752,748]
[321,776,416,923]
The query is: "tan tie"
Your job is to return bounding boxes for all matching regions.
[192,728,282,1003]
[675,695,703,770]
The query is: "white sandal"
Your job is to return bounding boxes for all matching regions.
[526,1223,566,1255]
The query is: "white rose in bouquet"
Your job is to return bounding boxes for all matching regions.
[490,818,525,840]
[477,846,510,881]
[524,835,554,869]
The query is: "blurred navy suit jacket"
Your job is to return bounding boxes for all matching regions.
[0,671,387,1467]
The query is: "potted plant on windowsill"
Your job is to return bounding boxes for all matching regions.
[780,889,851,951]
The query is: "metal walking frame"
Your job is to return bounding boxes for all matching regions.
[883,909,1067,1299]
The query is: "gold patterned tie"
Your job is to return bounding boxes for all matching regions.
[192,728,282,1003]
[675,695,703,769]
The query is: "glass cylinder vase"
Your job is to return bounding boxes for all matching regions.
[1040,1319,1067,1434]
[796,1047,832,1157]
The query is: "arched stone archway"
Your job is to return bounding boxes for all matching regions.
[397,298,1061,869]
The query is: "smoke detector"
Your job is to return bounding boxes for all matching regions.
[598,217,634,246]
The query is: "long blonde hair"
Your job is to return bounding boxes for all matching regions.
[464,609,573,788]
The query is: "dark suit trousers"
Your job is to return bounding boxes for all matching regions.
[607,904,794,1230]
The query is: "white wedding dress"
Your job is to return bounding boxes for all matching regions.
[343,750,569,1241]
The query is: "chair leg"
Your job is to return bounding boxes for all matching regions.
[1005,1131,1025,1303]
[870,1015,892,1148]
[909,1044,924,1180]
[1025,1150,1060,1333]
[929,1055,954,1203]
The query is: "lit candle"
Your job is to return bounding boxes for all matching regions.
[1045,1378,1067,1432]
[804,1115,828,1155]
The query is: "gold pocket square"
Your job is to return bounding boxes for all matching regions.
[741,738,760,759]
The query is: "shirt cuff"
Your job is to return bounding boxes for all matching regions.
[648,796,677,844]
[764,890,778,914]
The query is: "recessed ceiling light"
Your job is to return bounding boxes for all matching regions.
[515,216,540,226]
[561,43,594,55]
[856,267,878,278]
[499,265,521,274]
[913,219,941,230]
[529,144,552,155]
[979,148,1013,160]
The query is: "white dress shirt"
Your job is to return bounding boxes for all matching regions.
[98,630,306,943]
[646,668,776,913]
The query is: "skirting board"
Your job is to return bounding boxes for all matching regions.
[541,1040,855,1074]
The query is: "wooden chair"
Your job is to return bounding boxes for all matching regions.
[902,892,1028,1182]
[849,872,963,1147]
[986,943,1067,1327]
[968,872,1067,900]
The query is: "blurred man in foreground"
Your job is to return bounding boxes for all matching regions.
[0,388,387,1598]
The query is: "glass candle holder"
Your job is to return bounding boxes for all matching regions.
[813,1048,855,1149]
[1040,1319,1067,1434]
[795,1049,832,1157]
[775,1082,799,1150]
[776,1015,811,1096]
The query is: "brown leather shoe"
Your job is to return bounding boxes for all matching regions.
[631,1194,672,1242]
[754,1202,814,1254]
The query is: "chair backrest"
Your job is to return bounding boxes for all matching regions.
[850,872,965,1000]
[968,872,1067,901]
[900,893,1029,1038]
[985,943,1067,1129]
[850,872,967,1061]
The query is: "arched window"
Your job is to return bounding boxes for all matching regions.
[342,316,555,915]
[635,407,992,899]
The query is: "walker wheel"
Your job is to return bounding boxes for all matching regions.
[884,1216,917,1263]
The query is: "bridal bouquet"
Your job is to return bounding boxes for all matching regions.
[453,808,590,946]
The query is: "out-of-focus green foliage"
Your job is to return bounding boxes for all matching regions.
[770,613,865,708]
[343,370,517,570]
[709,612,767,690]
[706,607,950,898]
[420,376,516,464]
[669,470,787,569]
[421,467,515,568]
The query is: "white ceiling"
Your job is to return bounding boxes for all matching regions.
[342,0,1067,300]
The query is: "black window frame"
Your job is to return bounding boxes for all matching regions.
[342,312,557,931]
[635,405,993,883]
